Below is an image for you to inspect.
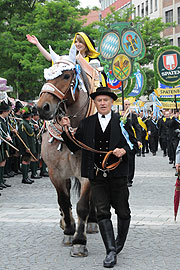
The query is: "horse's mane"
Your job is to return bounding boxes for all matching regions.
[76,60,91,95]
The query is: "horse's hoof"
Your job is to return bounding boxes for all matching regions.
[62,235,73,246]
[70,244,88,257]
[86,222,99,234]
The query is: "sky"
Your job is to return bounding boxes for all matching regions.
[79,0,101,8]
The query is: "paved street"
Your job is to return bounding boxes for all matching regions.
[0,150,180,270]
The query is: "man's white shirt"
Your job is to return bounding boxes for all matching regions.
[98,112,111,132]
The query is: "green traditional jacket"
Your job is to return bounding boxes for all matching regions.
[18,119,36,155]
[30,118,41,155]
[0,116,10,161]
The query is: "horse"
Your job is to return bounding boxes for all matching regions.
[37,47,99,257]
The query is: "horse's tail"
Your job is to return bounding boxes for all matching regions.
[71,176,81,197]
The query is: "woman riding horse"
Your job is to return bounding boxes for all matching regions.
[26,32,106,86]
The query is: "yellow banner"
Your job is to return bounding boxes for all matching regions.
[161,101,180,109]
[156,88,180,96]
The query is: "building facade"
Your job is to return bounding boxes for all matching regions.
[99,0,131,18]
[99,0,180,46]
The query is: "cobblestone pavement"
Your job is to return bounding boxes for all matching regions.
[0,150,180,270]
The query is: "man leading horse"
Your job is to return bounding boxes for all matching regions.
[60,86,138,268]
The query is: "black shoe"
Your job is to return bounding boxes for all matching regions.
[145,150,149,153]
[40,171,49,177]
[142,153,145,157]
[137,153,141,156]
[31,174,41,179]
[8,171,15,177]
[22,178,32,184]
[175,172,178,176]
[152,153,156,156]
[3,173,10,178]
[169,160,173,164]
[0,186,3,190]
[4,183,11,187]
[0,183,7,188]
[103,251,117,268]
[27,177,34,183]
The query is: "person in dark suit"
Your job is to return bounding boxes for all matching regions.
[60,87,138,268]
[158,110,169,157]
[146,112,159,156]
[122,100,142,187]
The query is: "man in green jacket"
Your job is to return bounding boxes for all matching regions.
[18,105,36,184]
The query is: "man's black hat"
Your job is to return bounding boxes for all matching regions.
[31,106,38,116]
[0,100,10,113]
[90,86,118,101]
[14,100,23,113]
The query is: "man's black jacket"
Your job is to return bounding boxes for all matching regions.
[62,111,138,180]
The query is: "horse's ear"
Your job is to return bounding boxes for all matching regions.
[49,45,60,64]
[69,44,77,64]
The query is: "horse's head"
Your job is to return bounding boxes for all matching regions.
[37,43,83,120]
[37,63,76,120]
[37,45,92,125]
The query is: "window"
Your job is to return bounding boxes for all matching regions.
[155,0,158,11]
[142,3,144,17]
[178,37,180,47]
[169,39,173,45]
[165,10,173,23]
[150,0,153,13]
[146,0,148,16]
[178,7,180,25]
[138,5,140,16]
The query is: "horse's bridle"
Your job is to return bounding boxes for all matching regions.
[40,68,90,120]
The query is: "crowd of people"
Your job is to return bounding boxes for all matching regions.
[0,98,48,196]
[135,107,180,173]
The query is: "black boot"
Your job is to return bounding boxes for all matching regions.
[21,164,32,184]
[98,219,117,268]
[115,217,130,254]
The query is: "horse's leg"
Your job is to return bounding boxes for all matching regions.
[86,196,99,234]
[59,178,72,230]
[70,178,90,257]
[56,180,76,246]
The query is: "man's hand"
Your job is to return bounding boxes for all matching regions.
[6,136,12,142]
[138,141,142,148]
[176,163,180,172]
[11,128,18,135]
[60,117,70,128]
[113,148,126,158]
[33,124,39,129]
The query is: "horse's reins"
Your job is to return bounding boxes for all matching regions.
[63,125,122,171]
